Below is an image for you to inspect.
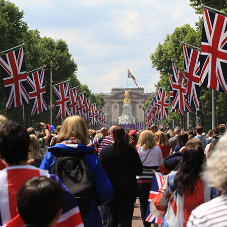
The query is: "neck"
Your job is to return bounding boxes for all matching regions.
[7,160,29,167]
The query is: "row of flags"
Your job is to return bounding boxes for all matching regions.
[146,7,227,127]
[0,46,106,127]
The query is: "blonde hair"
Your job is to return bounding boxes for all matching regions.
[58,116,89,144]
[137,130,156,150]
[29,134,41,159]
[0,115,7,126]
[205,132,227,191]
[155,131,171,147]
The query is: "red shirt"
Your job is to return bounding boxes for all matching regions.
[0,160,6,170]
[158,144,171,174]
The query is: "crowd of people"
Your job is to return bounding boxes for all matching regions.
[0,114,226,227]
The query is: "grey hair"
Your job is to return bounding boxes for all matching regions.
[174,126,181,133]
[205,131,227,191]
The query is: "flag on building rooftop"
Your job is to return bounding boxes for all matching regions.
[128,69,138,87]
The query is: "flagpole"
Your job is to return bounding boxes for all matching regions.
[180,41,201,51]
[0,43,25,55]
[50,61,53,126]
[127,67,128,88]
[212,90,215,128]
[201,3,227,16]
[187,112,189,130]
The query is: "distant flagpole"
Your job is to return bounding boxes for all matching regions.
[127,67,128,88]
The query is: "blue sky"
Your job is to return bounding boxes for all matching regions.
[12,0,199,94]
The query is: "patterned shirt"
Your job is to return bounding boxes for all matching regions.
[92,135,113,153]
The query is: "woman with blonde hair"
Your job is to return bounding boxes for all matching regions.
[28,134,43,167]
[136,130,163,227]
[40,115,113,227]
[154,131,171,174]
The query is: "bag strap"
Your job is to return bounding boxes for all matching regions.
[162,146,169,157]
[142,148,151,164]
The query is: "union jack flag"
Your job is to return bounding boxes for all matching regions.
[1,166,84,227]
[145,171,167,223]
[69,87,78,116]
[145,107,153,127]
[183,45,201,108]
[27,68,47,116]
[76,93,86,119]
[157,88,168,120]
[200,9,227,93]
[53,81,71,119]
[84,98,90,122]
[170,62,192,114]
[90,104,97,126]
[0,46,29,109]
[102,112,106,127]
[96,107,102,128]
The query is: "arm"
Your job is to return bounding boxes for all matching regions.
[40,122,51,145]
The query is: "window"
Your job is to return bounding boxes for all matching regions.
[120,107,123,112]
[107,116,110,123]
[107,107,110,113]
[133,107,136,112]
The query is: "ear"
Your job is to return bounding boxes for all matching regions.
[55,208,62,221]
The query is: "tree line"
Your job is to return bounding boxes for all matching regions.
[0,0,104,128]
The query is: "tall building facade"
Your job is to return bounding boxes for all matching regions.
[102,87,153,128]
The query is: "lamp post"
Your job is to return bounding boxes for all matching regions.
[50,61,53,125]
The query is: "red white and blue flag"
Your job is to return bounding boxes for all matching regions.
[84,98,91,122]
[157,88,168,120]
[183,45,201,108]
[170,62,192,114]
[0,46,29,109]
[0,166,84,227]
[145,171,167,224]
[27,68,47,116]
[69,87,78,116]
[200,9,227,93]
[76,93,86,119]
[53,81,71,119]
[90,104,97,126]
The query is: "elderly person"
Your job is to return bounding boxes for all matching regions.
[187,132,227,226]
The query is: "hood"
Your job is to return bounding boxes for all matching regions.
[48,143,96,155]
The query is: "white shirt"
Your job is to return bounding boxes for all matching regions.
[138,145,163,167]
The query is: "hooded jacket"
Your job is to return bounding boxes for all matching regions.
[40,143,113,227]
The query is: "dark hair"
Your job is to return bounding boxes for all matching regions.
[111,127,128,159]
[196,126,203,134]
[213,127,219,135]
[17,176,65,226]
[218,124,226,133]
[178,134,188,146]
[174,145,205,195]
[0,120,29,165]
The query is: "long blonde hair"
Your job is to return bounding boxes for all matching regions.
[58,116,89,144]
[155,131,171,147]
[137,130,156,150]
[29,134,41,159]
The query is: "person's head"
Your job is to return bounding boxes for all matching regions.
[205,132,227,191]
[0,115,7,126]
[218,124,226,134]
[17,176,65,227]
[137,130,156,150]
[150,124,158,133]
[27,127,36,135]
[0,120,29,165]
[55,125,61,134]
[174,126,181,135]
[174,143,205,196]
[101,127,108,136]
[109,126,117,135]
[207,130,213,138]
[111,127,128,159]
[57,116,89,144]
[178,134,188,147]
[154,131,171,147]
[29,134,41,160]
[196,126,203,135]
[213,127,219,135]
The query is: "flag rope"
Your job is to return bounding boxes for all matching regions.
[181,41,200,51]
[53,79,70,86]
[0,43,25,55]
[27,65,46,74]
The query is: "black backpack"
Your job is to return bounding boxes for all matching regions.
[51,151,94,214]
[208,134,223,157]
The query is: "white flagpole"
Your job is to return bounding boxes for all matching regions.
[50,61,53,126]
[187,112,189,130]
[212,90,215,128]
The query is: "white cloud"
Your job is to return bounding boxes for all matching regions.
[11,0,199,94]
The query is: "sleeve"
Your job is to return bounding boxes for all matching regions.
[39,152,55,172]
[150,174,173,217]
[186,210,200,227]
[85,154,113,206]
[92,136,101,148]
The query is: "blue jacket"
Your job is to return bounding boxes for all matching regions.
[40,143,113,227]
